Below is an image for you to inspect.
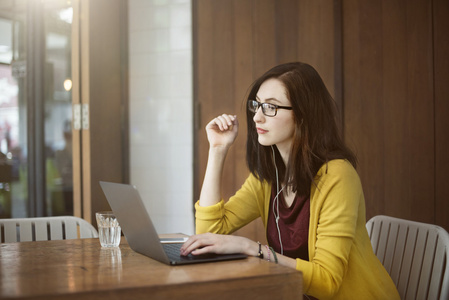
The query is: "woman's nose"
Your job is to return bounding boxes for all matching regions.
[253,106,264,123]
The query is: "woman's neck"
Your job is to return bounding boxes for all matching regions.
[277,147,290,166]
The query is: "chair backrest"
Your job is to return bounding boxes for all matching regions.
[366,215,449,300]
[0,216,98,243]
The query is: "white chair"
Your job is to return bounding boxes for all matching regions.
[0,216,98,243]
[366,215,449,300]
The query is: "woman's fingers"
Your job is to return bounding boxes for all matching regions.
[180,233,246,256]
[216,114,235,130]
[207,114,237,131]
[180,235,203,256]
[180,233,215,256]
[191,245,215,255]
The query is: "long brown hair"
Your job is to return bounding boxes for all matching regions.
[246,62,357,197]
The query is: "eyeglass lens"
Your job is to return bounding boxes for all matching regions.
[248,100,276,116]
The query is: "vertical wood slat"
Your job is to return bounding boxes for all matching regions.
[71,0,82,219]
[192,0,212,206]
[297,0,336,98]
[252,0,277,77]
[405,0,434,222]
[80,0,91,223]
[275,0,298,64]
[381,0,410,219]
[343,0,385,219]
[231,0,252,185]
[193,0,232,202]
[434,0,449,231]
[333,0,343,115]
[210,0,234,202]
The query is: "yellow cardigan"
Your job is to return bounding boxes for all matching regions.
[195,159,399,300]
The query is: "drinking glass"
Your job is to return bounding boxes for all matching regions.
[95,211,121,247]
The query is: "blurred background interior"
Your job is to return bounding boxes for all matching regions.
[0,0,448,241]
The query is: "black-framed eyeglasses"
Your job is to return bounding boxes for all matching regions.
[247,99,293,117]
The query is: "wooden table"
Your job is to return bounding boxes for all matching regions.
[0,237,303,300]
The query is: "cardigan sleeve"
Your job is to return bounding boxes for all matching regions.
[195,173,266,235]
[298,160,363,298]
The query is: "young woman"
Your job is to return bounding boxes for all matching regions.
[180,62,399,300]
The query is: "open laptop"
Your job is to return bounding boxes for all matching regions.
[99,181,247,265]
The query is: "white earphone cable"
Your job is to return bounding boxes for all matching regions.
[271,146,284,255]
[272,148,309,298]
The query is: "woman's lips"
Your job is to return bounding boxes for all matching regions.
[256,127,268,134]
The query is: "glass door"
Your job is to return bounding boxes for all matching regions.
[43,0,74,216]
[0,0,28,218]
[0,0,74,218]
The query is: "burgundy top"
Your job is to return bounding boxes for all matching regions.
[267,187,310,260]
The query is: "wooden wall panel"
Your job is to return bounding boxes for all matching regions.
[343,0,436,224]
[193,0,337,241]
[275,0,299,63]
[434,0,449,230]
[194,0,449,238]
[193,0,212,205]
[194,0,264,241]
[229,0,260,241]
[381,0,409,219]
[405,0,434,222]
[79,0,125,224]
[252,0,277,77]
[343,0,386,219]
[194,0,235,204]
[231,0,252,188]
[297,0,337,98]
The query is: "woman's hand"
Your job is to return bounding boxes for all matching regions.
[205,114,238,149]
[180,233,256,256]
[198,114,238,207]
[181,233,298,270]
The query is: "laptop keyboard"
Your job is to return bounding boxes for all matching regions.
[162,243,183,257]
[161,241,247,264]
[162,243,203,261]
[162,242,216,261]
